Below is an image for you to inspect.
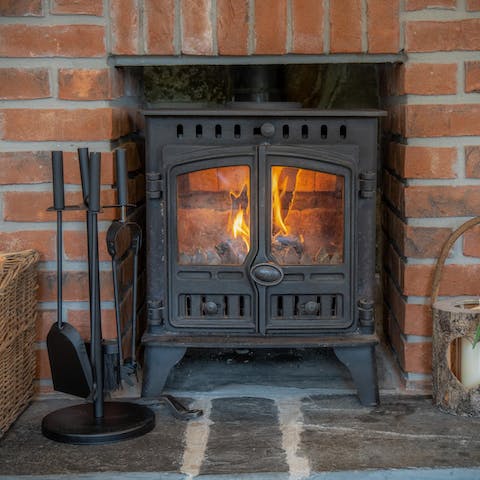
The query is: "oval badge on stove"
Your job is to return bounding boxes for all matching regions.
[250,262,284,286]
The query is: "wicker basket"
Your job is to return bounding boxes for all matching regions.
[0,250,39,436]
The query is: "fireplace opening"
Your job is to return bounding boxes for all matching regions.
[139,64,387,406]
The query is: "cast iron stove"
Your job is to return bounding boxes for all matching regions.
[142,106,384,405]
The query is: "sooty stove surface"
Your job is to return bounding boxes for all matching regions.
[142,107,384,406]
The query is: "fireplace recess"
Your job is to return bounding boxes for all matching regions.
[142,107,385,406]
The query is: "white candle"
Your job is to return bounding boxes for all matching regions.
[460,337,480,388]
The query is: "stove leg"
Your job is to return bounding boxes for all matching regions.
[333,345,379,406]
[141,346,187,398]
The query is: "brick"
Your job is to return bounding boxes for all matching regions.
[382,170,405,213]
[36,383,54,395]
[37,310,55,341]
[330,0,362,53]
[386,104,406,137]
[404,264,480,297]
[405,0,456,9]
[406,20,480,52]
[38,270,113,302]
[384,273,432,336]
[291,0,324,54]
[383,207,452,257]
[464,224,480,257]
[383,241,403,290]
[0,25,105,57]
[64,230,109,262]
[405,104,480,138]
[58,69,123,100]
[217,0,249,55]
[404,342,432,374]
[465,61,480,93]
[0,151,114,185]
[0,68,50,100]
[51,0,103,15]
[405,185,480,218]
[67,309,117,340]
[0,151,50,184]
[111,0,139,54]
[466,146,480,178]
[1,108,131,142]
[36,348,51,380]
[0,230,56,261]
[367,0,399,54]
[404,226,451,258]
[467,0,480,10]
[181,0,214,55]
[404,304,432,337]
[255,0,287,54]
[387,143,457,179]
[401,63,457,95]
[387,310,432,374]
[3,190,118,222]
[0,0,42,16]
[403,145,457,179]
[145,0,175,54]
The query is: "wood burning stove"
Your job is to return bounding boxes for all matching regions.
[142,106,384,405]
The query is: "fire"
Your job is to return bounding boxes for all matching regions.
[272,167,291,236]
[229,185,250,251]
[232,208,250,248]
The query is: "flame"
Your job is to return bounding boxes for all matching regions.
[232,208,250,249]
[272,167,290,236]
[230,186,250,251]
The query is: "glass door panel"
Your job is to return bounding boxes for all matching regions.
[177,165,251,265]
[270,166,344,265]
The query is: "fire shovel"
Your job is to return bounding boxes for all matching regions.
[46,151,93,398]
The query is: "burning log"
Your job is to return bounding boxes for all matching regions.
[314,246,342,265]
[272,234,304,264]
[215,238,248,265]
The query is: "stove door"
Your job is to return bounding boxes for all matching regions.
[167,146,258,331]
[165,144,357,334]
[253,145,358,333]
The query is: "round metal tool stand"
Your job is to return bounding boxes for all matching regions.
[42,149,156,444]
[41,402,155,445]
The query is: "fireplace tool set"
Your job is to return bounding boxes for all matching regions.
[42,148,155,444]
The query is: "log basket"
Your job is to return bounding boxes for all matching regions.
[432,217,480,416]
[0,250,39,436]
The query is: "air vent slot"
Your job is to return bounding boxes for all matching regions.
[321,125,328,139]
[196,124,203,138]
[176,124,184,138]
[301,125,309,139]
[234,124,241,138]
[283,125,289,138]
[340,125,347,139]
[253,126,261,136]
[215,124,222,138]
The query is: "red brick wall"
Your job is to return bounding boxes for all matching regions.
[109,0,400,55]
[0,1,144,393]
[381,3,480,388]
[2,0,480,393]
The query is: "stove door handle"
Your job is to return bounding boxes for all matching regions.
[250,262,284,286]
